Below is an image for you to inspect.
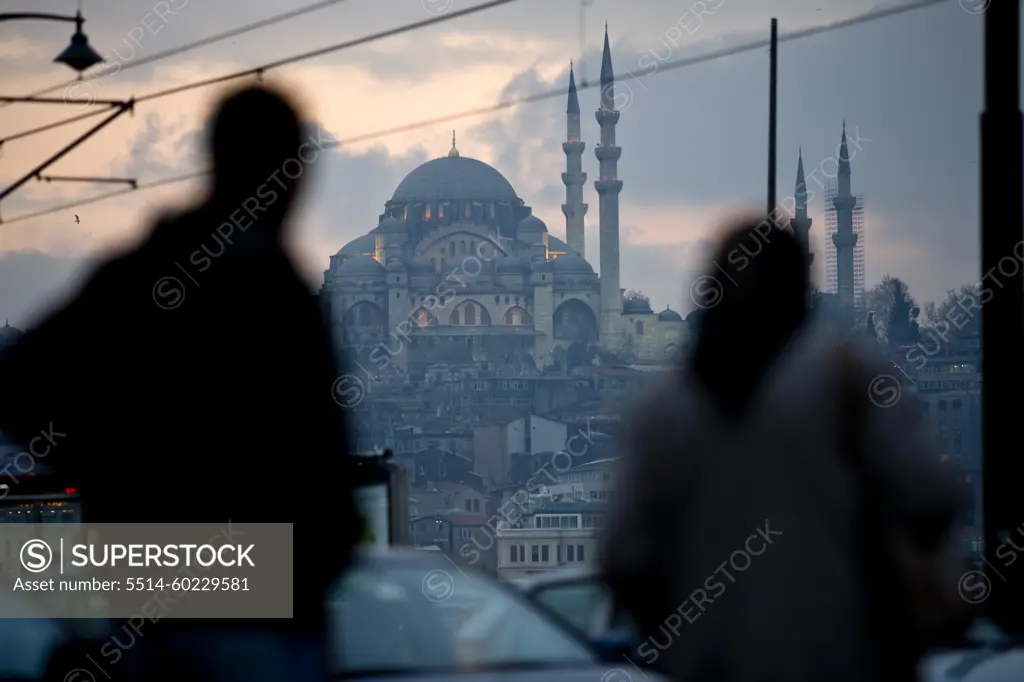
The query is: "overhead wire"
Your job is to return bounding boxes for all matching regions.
[0,0,355,110]
[1,0,521,145]
[1,0,954,226]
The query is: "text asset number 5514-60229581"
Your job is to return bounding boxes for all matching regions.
[125,576,250,591]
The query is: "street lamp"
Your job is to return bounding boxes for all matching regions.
[0,12,103,73]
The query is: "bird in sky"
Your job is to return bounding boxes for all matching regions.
[74,214,80,224]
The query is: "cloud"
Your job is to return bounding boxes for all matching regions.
[0,251,94,328]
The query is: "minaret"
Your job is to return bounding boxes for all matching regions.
[594,24,623,352]
[831,121,858,328]
[791,147,814,266]
[561,63,588,259]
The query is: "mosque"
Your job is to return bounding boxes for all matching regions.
[320,28,686,374]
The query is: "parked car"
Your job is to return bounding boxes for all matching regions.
[329,549,663,682]
[512,568,1023,682]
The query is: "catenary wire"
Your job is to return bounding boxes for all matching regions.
[0,0,356,110]
[1,0,521,145]
[0,0,954,226]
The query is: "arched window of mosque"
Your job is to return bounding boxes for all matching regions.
[505,296,510,304]
[452,310,461,326]
[471,241,476,255]
[440,258,446,273]
[490,204,495,218]
[495,295,500,305]
[449,241,456,255]
[431,258,437,272]
[460,241,467,254]
[465,303,477,326]
[425,204,432,220]
[402,206,408,221]
[465,204,471,218]
[438,203,445,219]
[441,247,446,256]
[635,321,644,335]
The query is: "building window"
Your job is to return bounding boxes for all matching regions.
[531,545,539,562]
[449,241,456,255]
[541,545,550,562]
[460,240,467,254]
[510,545,518,562]
[567,545,575,562]
[590,491,598,499]
[635,321,643,335]
[425,204,432,220]
[577,544,585,562]
[465,303,477,325]
[452,310,461,325]
[557,545,562,563]
[465,204,472,218]
[465,500,472,511]
[472,499,480,512]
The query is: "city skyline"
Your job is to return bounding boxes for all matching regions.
[1,0,984,328]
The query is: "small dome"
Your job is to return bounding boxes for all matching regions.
[659,307,683,322]
[552,253,595,274]
[337,255,385,277]
[517,215,547,232]
[379,216,404,233]
[0,320,25,354]
[497,256,529,273]
[406,257,435,274]
[623,298,653,314]
[337,233,376,256]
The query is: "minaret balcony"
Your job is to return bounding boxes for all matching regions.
[562,141,585,154]
[561,172,587,186]
[595,109,620,125]
[561,202,589,218]
[832,232,858,248]
[594,179,623,194]
[595,146,621,162]
[832,195,857,211]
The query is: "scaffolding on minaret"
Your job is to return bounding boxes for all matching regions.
[824,184,866,312]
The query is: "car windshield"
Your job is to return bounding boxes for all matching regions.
[329,562,597,675]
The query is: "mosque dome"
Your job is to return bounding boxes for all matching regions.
[337,255,385,277]
[658,307,683,322]
[623,297,653,314]
[0,320,24,354]
[497,256,530,273]
[552,253,595,275]
[406,256,435,274]
[392,155,519,204]
[517,215,547,232]
[337,233,376,256]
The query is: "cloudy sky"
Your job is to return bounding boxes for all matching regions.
[0,0,992,327]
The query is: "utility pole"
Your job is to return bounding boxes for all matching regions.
[767,18,778,220]
[981,0,1023,634]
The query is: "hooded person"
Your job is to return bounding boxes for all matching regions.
[602,217,965,682]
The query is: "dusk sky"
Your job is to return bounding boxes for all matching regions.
[0,0,994,327]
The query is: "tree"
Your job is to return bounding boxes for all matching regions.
[923,284,981,334]
[624,290,650,305]
[864,275,920,345]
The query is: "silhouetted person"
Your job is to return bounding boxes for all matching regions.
[0,84,360,681]
[603,218,966,682]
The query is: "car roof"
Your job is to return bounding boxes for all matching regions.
[511,568,603,592]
